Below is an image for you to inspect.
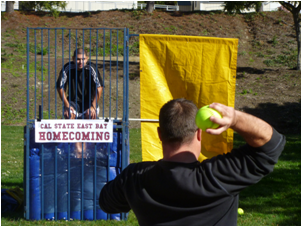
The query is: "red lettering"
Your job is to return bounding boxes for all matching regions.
[75,132,81,140]
[47,132,52,140]
[96,132,103,140]
[62,132,68,140]
[69,132,74,140]
[105,132,110,140]
[53,132,61,140]
[91,132,94,140]
[96,124,103,129]
[82,132,90,140]
[39,132,46,140]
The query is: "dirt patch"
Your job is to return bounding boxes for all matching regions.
[1,10,300,134]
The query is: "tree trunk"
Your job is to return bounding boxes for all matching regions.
[278,1,301,70]
[293,10,301,70]
[255,2,263,12]
[146,1,155,14]
[6,1,15,13]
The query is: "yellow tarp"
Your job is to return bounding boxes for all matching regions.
[140,34,238,162]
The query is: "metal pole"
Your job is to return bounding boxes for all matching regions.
[25,27,30,220]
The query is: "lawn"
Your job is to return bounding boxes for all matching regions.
[1,125,301,226]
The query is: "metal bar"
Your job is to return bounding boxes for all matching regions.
[25,27,30,220]
[129,118,159,122]
[62,29,65,118]
[75,30,78,116]
[67,143,70,221]
[54,143,57,221]
[122,28,131,220]
[94,30,99,220]
[102,29,105,118]
[106,133,110,221]
[109,30,112,119]
[41,146,44,219]
[95,29,99,120]
[40,30,44,219]
[126,28,130,124]
[89,29,92,119]
[94,143,97,220]
[116,30,119,119]
[82,30,85,119]
[27,27,126,30]
[68,29,71,120]
[67,30,72,221]
[41,30,44,120]
[34,30,37,119]
[55,30,57,119]
[123,28,126,123]
[48,29,50,119]
[81,29,85,221]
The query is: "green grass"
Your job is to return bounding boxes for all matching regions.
[1,126,301,225]
[235,133,301,226]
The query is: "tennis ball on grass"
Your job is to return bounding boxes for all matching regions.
[238,208,244,215]
[195,105,222,131]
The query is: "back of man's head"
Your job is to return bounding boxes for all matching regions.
[159,98,198,145]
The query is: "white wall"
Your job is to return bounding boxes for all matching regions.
[197,1,281,12]
[63,1,138,13]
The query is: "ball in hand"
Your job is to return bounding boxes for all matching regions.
[195,105,222,131]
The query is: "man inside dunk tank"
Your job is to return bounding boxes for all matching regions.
[56,47,104,158]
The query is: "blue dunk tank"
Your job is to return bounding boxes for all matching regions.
[23,27,133,221]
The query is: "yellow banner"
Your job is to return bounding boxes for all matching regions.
[140,34,238,162]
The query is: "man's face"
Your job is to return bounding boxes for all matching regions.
[73,53,88,70]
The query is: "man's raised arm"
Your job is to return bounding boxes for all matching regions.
[206,103,273,147]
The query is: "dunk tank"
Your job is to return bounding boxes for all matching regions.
[23,27,133,221]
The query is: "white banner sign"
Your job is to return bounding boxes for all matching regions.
[35,120,113,143]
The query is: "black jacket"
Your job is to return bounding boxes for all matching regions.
[99,128,285,225]
[56,61,103,111]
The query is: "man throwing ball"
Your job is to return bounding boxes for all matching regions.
[99,98,285,225]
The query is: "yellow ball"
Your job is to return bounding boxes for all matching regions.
[238,208,244,215]
[195,105,222,131]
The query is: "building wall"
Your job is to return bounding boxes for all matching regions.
[64,1,138,12]
[180,1,282,12]
[193,1,200,11]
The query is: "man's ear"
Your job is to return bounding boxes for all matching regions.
[197,128,202,142]
[157,127,162,141]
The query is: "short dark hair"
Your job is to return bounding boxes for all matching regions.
[73,48,87,58]
[159,98,198,144]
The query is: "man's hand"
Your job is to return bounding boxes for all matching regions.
[64,106,76,119]
[85,106,97,119]
[205,102,273,147]
[205,103,237,135]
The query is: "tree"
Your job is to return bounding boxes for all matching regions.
[224,1,263,14]
[19,1,67,17]
[278,1,301,70]
[224,1,301,70]
[6,1,15,13]
[146,1,155,13]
